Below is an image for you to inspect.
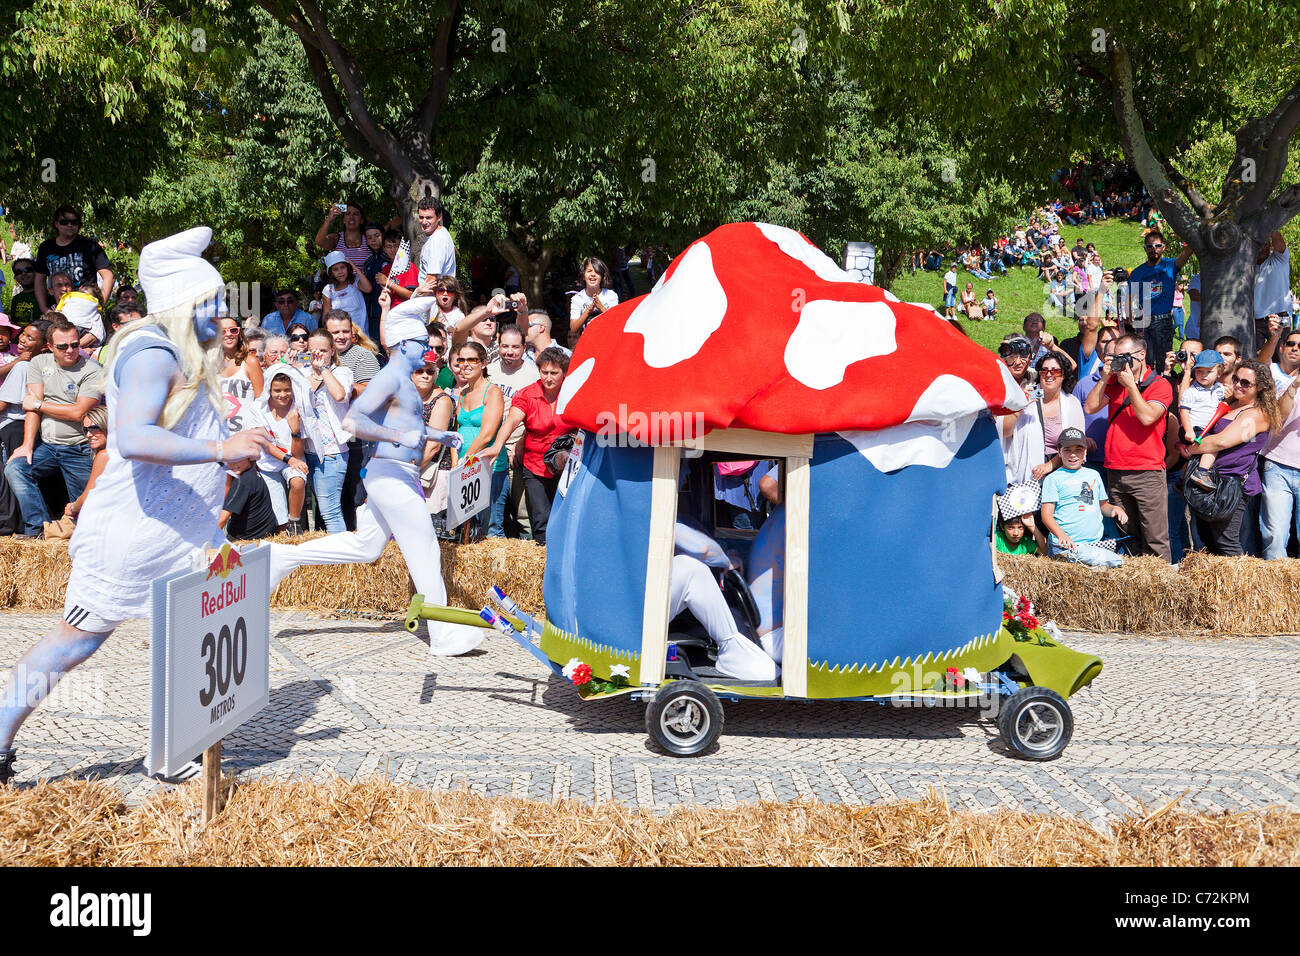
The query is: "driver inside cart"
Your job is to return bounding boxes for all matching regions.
[672,522,779,680]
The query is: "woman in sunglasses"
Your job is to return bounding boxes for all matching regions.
[286,321,312,366]
[217,316,265,431]
[62,406,109,521]
[1178,359,1282,556]
[1030,352,1086,480]
[451,340,505,540]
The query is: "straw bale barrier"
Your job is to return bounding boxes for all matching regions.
[4,538,1300,634]
[1,777,1296,866]
[0,535,547,618]
[999,551,1300,634]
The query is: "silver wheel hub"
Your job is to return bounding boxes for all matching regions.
[662,697,709,744]
[1015,702,1064,751]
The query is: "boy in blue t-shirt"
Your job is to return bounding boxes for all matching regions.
[1040,428,1129,568]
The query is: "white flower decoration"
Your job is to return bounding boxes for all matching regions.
[609,664,631,679]
[962,667,982,684]
[562,658,584,679]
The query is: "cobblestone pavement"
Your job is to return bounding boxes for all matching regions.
[2,611,1297,822]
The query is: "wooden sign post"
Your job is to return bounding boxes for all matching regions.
[202,740,223,824]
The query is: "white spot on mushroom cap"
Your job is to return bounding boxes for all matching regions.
[838,413,980,472]
[556,356,594,416]
[784,299,897,390]
[624,241,727,368]
[837,375,991,470]
[756,222,854,283]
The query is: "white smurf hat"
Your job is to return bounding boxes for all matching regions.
[137,226,224,314]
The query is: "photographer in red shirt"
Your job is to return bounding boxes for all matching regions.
[1084,332,1173,560]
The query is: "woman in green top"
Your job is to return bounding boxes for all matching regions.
[451,340,506,539]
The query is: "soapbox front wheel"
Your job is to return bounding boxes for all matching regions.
[997,687,1073,761]
[646,681,723,757]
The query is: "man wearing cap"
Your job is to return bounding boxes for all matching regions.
[0,227,274,784]
[1084,332,1173,561]
[269,290,483,657]
[1040,427,1128,568]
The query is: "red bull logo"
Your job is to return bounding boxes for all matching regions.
[205,543,244,581]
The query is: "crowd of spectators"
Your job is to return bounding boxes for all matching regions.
[5,195,1300,573]
[992,226,1300,565]
[0,199,675,547]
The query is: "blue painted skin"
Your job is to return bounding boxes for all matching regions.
[342,338,461,458]
[0,293,275,752]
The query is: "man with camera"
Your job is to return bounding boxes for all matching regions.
[1084,332,1174,560]
[451,291,521,365]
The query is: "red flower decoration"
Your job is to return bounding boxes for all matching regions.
[571,664,593,686]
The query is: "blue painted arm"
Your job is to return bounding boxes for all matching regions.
[342,364,412,445]
[673,522,732,570]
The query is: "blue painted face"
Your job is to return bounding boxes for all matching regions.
[193,291,223,341]
[395,338,426,370]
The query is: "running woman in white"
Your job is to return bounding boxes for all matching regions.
[267,293,483,656]
[0,227,273,784]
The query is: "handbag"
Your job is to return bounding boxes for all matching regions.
[1178,461,1244,523]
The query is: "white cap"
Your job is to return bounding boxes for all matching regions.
[323,251,347,270]
[138,226,224,314]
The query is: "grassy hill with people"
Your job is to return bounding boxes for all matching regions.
[888,219,1152,352]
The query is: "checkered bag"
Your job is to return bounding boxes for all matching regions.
[997,480,1042,519]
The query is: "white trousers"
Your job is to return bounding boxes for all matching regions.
[669,554,777,680]
[269,457,483,655]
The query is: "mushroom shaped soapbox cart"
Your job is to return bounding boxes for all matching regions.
[408,222,1102,760]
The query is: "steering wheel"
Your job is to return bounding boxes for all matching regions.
[721,568,762,644]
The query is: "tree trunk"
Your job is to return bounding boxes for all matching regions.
[390,154,443,270]
[1194,225,1261,349]
[493,238,552,307]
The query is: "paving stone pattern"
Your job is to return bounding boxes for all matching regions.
[2,611,1297,821]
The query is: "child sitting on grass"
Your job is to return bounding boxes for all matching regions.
[1040,428,1128,568]
[995,514,1037,555]
[1180,349,1228,490]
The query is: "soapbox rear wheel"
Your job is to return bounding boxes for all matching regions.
[997,686,1073,761]
[646,681,723,757]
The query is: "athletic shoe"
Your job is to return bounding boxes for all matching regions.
[428,622,486,656]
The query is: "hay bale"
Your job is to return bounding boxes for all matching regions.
[2,778,1297,866]
[1000,553,1196,633]
[1179,551,1300,634]
[6,540,73,611]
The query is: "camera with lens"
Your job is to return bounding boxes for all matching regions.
[1110,266,1129,283]
[1176,349,1188,364]
[1110,353,1135,372]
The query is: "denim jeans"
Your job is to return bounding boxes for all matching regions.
[487,467,509,538]
[1261,459,1300,559]
[1140,313,1174,371]
[307,452,348,533]
[1167,472,1204,562]
[1049,539,1123,568]
[4,442,94,535]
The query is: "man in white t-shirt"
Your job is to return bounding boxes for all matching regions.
[1254,232,1290,351]
[487,324,540,538]
[416,196,456,284]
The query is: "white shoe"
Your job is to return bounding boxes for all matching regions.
[716,633,779,681]
[428,622,486,656]
[759,625,784,663]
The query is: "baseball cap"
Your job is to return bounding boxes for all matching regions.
[1059,427,1087,448]
[1193,350,1225,369]
[323,251,347,270]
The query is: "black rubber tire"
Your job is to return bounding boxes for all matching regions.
[645,680,724,757]
[998,687,1073,761]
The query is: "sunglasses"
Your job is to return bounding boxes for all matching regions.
[1146,242,1164,249]
[275,297,297,304]
[53,342,78,351]
[57,219,80,226]
[414,366,437,374]
[1039,368,1064,378]
[290,334,309,341]
[12,267,33,275]
[1284,340,1300,349]
[454,357,481,365]
[83,424,104,433]
[1231,376,1257,388]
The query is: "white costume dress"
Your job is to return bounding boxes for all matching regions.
[64,327,227,632]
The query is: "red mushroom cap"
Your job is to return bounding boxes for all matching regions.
[557,222,1024,443]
